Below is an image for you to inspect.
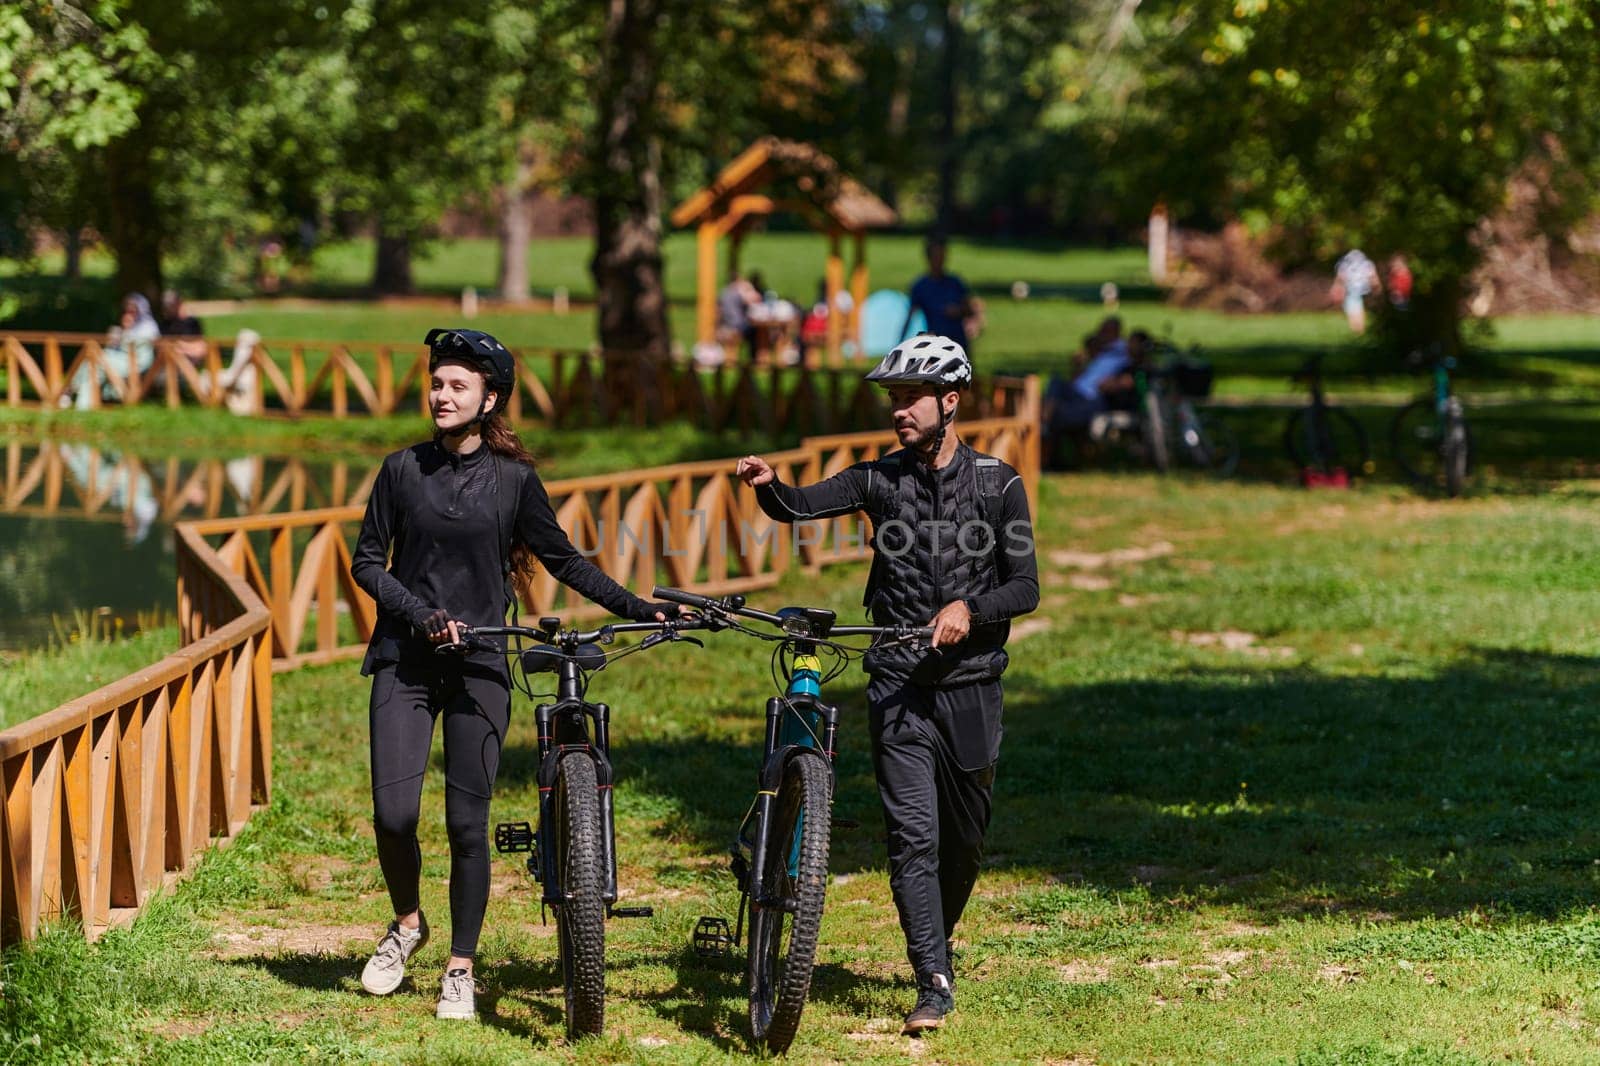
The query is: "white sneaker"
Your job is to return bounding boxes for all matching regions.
[436,967,477,1021]
[360,912,429,995]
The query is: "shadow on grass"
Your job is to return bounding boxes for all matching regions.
[1045,397,1600,489]
[505,646,1600,927]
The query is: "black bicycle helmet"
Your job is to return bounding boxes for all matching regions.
[865,332,973,391]
[425,328,516,413]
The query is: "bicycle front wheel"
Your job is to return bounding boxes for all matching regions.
[552,753,606,1038]
[1285,405,1370,474]
[747,754,832,1054]
[1180,409,1240,477]
[1142,391,1171,473]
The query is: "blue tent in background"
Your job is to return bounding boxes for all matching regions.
[859,290,925,358]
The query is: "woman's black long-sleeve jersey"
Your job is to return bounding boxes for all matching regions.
[352,440,654,673]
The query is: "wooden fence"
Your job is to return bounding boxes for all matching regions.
[1,332,1031,435]
[0,377,1037,941]
[0,524,272,945]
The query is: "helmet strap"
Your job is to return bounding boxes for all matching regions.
[917,392,958,465]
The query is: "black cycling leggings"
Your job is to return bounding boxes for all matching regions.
[369,657,509,959]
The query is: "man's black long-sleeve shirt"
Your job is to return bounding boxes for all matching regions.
[352,441,654,673]
[754,443,1039,685]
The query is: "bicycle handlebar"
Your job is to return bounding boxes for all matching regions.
[652,586,932,643]
[444,618,705,656]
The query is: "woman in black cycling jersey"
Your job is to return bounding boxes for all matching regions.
[350,327,673,1021]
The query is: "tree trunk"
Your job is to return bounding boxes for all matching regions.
[62,230,83,281]
[103,135,163,304]
[934,0,963,234]
[373,229,414,295]
[496,141,536,304]
[590,0,670,365]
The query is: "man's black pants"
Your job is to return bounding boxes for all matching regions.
[868,676,1003,983]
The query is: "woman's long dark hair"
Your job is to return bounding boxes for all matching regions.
[482,409,540,597]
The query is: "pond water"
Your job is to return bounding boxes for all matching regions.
[0,440,381,652]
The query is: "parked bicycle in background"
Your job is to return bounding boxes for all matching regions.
[1390,344,1472,497]
[1282,352,1372,483]
[1089,340,1239,476]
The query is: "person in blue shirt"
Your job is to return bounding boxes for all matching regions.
[903,236,975,350]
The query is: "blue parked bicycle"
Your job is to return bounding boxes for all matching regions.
[653,585,929,1054]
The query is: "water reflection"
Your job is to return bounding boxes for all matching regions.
[0,440,380,652]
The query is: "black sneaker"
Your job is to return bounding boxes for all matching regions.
[901,973,955,1036]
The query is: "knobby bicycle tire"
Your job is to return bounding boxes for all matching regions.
[1142,391,1171,473]
[1444,412,1471,498]
[747,754,832,1054]
[553,753,606,1038]
[1284,405,1370,474]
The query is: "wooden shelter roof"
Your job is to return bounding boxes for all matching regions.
[671,137,897,232]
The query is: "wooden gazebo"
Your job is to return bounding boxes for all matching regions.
[671,137,897,363]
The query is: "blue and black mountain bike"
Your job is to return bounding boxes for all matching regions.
[653,585,930,1053]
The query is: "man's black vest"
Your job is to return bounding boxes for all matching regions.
[860,443,1015,686]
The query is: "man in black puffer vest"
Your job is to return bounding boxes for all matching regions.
[736,334,1039,1035]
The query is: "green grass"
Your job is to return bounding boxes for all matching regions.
[10,472,1600,1062]
[0,624,180,730]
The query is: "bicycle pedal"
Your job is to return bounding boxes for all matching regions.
[609,905,654,919]
[832,816,860,830]
[494,821,535,853]
[693,915,734,958]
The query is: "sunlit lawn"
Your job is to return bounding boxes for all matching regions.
[9,472,1600,1063]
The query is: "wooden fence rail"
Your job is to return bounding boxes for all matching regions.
[0,377,1036,942]
[0,524,272,945]
[1,332,1032,435]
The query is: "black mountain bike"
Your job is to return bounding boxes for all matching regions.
[1390,347,1471,497]
[454,615,705,1038]
[1139,345,1239,476]
[1283,353,1371,476]
[653,585,929,1054]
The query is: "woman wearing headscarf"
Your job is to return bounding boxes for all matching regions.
[65,293,162,409]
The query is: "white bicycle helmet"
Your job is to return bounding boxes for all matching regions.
[866,333,973,391]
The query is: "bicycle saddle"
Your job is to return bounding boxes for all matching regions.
[521,643,606,674]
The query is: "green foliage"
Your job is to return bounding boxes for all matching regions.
[1125,0,1600,345]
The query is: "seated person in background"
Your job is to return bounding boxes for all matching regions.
[716,270,761,363]
[1044,317,1134,436]
[159,290,208,368]
[65,294,161,408]
[1101,329,1153,412]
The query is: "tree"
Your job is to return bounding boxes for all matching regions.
[1131,0,1600,350]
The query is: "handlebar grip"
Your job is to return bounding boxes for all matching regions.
[651,585,719,610]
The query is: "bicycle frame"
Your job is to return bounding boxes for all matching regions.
[477,620,690,918]
[740,638,841,919]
